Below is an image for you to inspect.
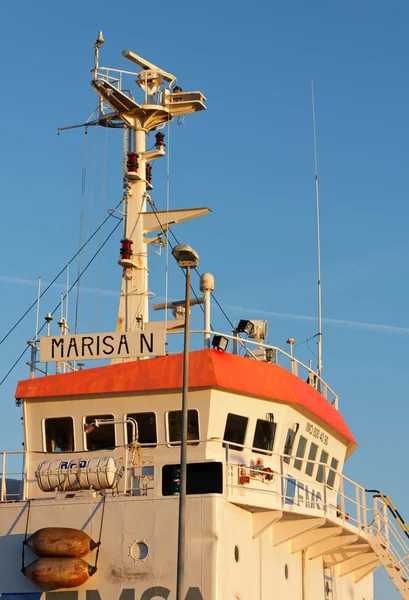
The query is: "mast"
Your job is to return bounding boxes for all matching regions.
[117,123,150,332]
[311,78,323,381]
[87,35,208,335]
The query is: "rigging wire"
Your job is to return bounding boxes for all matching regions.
[0,198,123,347]
[306,339,318,362]
[76,126,99,332]
[94,125,109,331]
[74,129,89,334]
[0,219,122,388]
[293,332,319,362]
[294,332,319,349]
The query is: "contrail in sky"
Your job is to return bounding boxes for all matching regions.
[2,275,408,335]
[0,275,117,297]
[223,305,409,335]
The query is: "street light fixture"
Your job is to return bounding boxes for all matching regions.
[171,243,199,600]
[172,244,199,268]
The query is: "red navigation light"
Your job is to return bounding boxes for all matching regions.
[155,132,166,149]
[127,152,139,173]
[120,238,133,260]
[146,163,152,184]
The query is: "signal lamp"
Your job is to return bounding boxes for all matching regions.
[265,348,273,363]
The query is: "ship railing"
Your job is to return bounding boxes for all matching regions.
[27,328,338,409]
[0,442,392,543]
[94,66,168,107]
[168,329,339,408]
[0,443,357,510]
[367,494,409,580]
[0,451,26,502]
[223,441,367,532]
[95,66,139,89]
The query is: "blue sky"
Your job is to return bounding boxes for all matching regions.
[1,1,408,597]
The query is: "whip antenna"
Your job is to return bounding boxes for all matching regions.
[311,78,323,382]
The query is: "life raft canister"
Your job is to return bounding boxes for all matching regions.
[36,456,119,492]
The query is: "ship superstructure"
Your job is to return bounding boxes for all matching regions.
[0,34,408,600]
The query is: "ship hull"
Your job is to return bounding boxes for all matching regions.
[0,495,373,599]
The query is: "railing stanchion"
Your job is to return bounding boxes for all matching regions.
[340,476,345,524]
[123,445,128,495]
[356,485,361,530]
[22,450,28,501]
[1,453,6,502]
[280,455,285,508]
[384,502,390,547]
[225,442,229,496]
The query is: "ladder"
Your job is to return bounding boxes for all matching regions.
[367,490,409,599]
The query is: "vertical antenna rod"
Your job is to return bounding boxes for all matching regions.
[35,277,41,340]
[311,78,323,381]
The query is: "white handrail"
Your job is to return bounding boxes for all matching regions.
[168,329,339,408]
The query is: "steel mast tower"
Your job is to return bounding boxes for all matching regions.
[90,34,208,335]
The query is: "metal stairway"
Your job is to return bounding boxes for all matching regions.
[367,490,409,599]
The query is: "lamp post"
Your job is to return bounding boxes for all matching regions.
[171,244,200,600]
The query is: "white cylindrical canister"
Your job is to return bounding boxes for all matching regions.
[36,457,119,492]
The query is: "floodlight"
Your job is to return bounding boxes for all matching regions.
[212,335,229,352]
[248,320,268,340]
[237,320,255,336]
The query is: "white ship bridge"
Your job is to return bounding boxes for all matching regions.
[0,333,407,599]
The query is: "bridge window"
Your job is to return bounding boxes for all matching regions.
[316,450,329,483]
[44,417,74,453]
[305,442,318,476]
[253,419,276,454]
[327,457,339,488]
[223,413,248,451]
[168,409,200,445]
[293,436,307,470]
[84,414,115,451]
[283,425,299,464]
[126,412,157,446]
[162,462,223,496]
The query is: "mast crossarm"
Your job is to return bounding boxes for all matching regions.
[142,207,211,234]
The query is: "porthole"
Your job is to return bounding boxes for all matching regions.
[234,545,240,562]
[129,540,149,561]
[284,563,289,579]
